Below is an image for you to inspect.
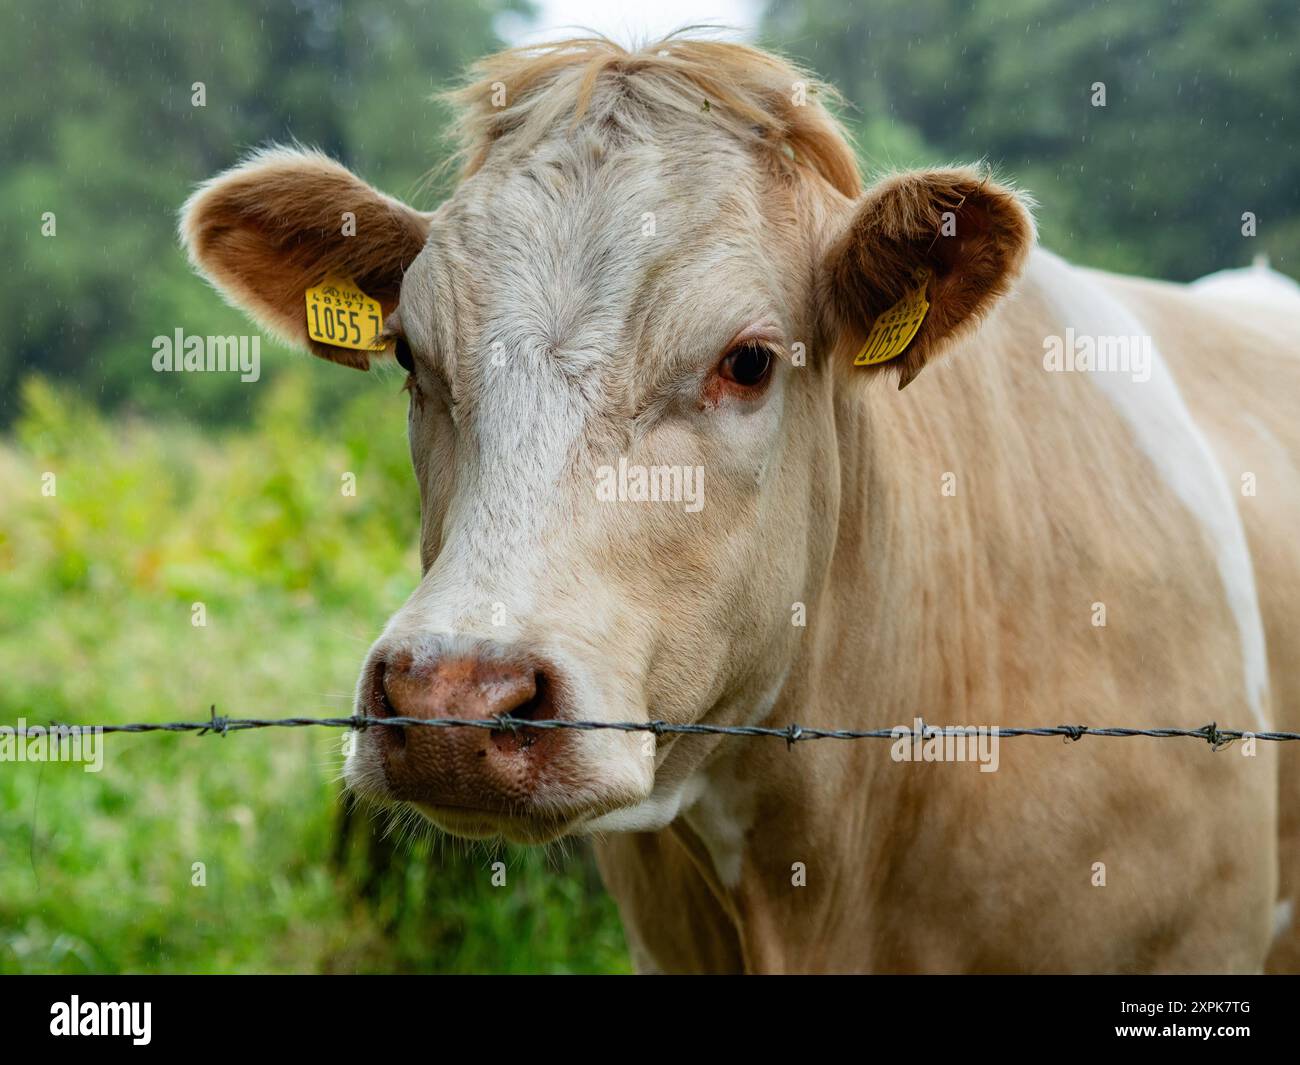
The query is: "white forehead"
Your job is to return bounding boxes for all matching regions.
[399,129,789,408]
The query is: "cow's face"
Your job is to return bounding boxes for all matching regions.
[183,109,1030,844]
[350,133,847,843]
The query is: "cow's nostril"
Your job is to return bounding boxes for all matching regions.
[507,670,551,722]
[370,659,406,750]
[490,669,557,752]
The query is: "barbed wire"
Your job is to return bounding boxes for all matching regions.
[6,708,1300,751]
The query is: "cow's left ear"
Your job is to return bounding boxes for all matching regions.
[821,166,1035,389]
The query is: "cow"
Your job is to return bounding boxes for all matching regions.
[180,35,1300,973]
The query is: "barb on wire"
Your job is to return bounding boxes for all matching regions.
[5,714,1300,748]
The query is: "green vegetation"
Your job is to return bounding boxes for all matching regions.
[0,0,633,975]
[0,373,630,973]
[2,0,529,425]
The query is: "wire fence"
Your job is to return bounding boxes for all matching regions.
[6,708,1300,751]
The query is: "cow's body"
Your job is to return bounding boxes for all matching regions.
[181,36,1298,974]
[598,251,1300,973]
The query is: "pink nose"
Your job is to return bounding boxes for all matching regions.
[366,649,565,809]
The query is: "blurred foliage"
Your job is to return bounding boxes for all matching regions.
[0,374,630,973]
[764,0,1300,279]
[1,0,529,425]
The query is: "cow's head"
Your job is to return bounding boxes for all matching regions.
[182,39,1032,843]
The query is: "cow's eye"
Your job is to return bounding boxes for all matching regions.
[718,341,774,389]
[393,336,414,374]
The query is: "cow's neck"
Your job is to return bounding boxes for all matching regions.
[672,326,1010,971]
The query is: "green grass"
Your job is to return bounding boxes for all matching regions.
[0,372,631,974]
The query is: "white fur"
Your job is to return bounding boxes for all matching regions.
[1274,899,1294,943]
[1192,257,1300,308]
[1033,251,1270,727]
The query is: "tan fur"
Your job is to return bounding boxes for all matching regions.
[1095,270,1300,972]
[180,35,1298,974]
[443,34,862,198]
[615,272,1289,971]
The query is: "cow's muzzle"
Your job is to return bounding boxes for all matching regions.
[350,641,590,841]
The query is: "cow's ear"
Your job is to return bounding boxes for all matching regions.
[821,166,1035,389]
[180,146,432,370]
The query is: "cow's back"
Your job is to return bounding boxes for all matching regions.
[1088,264,1300,970]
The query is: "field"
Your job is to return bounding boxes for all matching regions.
[0,371,631,974]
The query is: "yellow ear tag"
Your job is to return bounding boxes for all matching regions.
[305,276,387,351]
[853,266,932,366]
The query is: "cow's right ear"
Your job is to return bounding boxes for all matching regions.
[180,146,433,369]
